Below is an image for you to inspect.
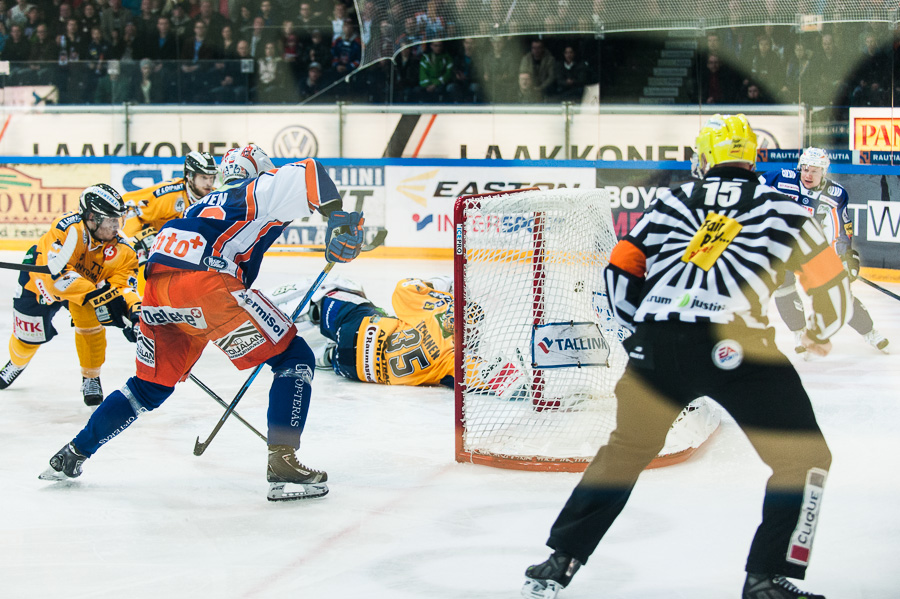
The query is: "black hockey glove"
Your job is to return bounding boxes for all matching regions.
[325,211,365,264]
[841,248,860,282]
[84,283,132,330]
[132,226,158,266]
[122,304,141,343]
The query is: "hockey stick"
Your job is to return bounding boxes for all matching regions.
[859,276,900,302]
[0,261,50,273]
[193,261,335,456]
[188,373,267,442]
[266,229,388,253]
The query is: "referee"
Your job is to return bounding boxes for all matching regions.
[523,114,851,599]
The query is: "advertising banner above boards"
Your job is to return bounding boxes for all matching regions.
[849,108,900,152]
[1,158,898,273]
[1,109,800,161]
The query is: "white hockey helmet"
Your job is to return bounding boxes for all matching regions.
[219,144,275,184]
[798,147,830,173]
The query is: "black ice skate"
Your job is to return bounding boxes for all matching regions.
[39,443,88,481]
[82,376,103,407]
[743,573,826,599]
[0,360,27,390]
[266,444,328,501]
[522,551,582,599]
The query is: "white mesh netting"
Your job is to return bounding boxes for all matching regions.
[354,0,900,67]
[456,188,628,465]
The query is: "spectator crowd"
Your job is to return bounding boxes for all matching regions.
[0,0,897,108]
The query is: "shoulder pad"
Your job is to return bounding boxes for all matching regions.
[56,212,82,231]
[153,182,185,198]
[780,169,797,178]
[826,183,845,197]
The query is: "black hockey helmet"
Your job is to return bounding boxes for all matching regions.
[79,183,126,219]
[184,151,217,177]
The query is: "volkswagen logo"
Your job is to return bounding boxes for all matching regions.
[272,125,319,158]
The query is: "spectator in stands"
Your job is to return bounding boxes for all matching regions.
[8,0,32,29]
[417,0,445,40]
[168,2,192,40]
[480,36,518,103]
[394,14,423,58]
[391,44,419,103]
[111,21,141,61]
[0,21,8,54]
[417,39,454,103]
[295,1,324,36]
[447,37,481,103]
[329,1,346,42]
[848,31,889,100]
[516,71,541,103]
[135,57,165,102]
[741,81,766,104]
[218,22,236,57]
[101,0,134,42]
[196,0,227,48]
[211,37,254,102]
[297,59,326,101]
[280,19,299,69]
[95,58,139,102]
[699,54,738,105]
[27,22,58,84]
[331,17,360,78]
[180,19,216,102]
[246,16,271,59]
[781,40,813,101]
[305,26,330,68]
[84,24,109,93]
[22,5,40,39]
[748,35,783,101]
[232,2,253,37]
[143,15,178,60]
[808,32,848,106]
[519,39,555,101]
[52,2,73,38]
[134,0,158,42]
[256,40,290,102]
[258,0,276,28]
[79,3,101,39]
[553,44,589,101]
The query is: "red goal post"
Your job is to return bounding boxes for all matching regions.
[453,188,720,472]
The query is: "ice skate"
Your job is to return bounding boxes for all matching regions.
[792,330,806,355]
[742,573,825,599]
[0,360,27,390]
[522,551,581,599]
[863,329,889,353]
[314,342,336,370]
[82,376,103,407]
[39,443,88,481]
[266,445,328,501]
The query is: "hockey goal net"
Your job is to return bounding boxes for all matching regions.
[453,188,719,472]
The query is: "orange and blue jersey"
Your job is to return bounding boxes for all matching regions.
[146,159,339,288]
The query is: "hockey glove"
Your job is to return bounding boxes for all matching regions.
[841,248,860,282]
[132,225,158,266]
[325,211,365,264]
[84,283,132,330]
[122,304,141,343]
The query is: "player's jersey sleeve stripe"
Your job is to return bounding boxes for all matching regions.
[796,248,844,291]
[244,179,258,220]
[609,239,646,278]
[232,221,283,265]
[300,158,320,212]
[212,221,249,256]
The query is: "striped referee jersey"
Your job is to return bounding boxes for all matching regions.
[604,165,851,342]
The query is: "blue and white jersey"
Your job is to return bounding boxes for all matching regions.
[761,168,852,254]
[147,159,339,287]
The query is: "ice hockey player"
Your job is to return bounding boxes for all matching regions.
[523,115,850,599]
[762,147,889,354]
[271,275,456,387]
[38,144,366,502]
[123,151,218,293]
[0,184,141,406]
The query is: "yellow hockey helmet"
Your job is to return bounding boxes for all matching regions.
[693,113,757,176]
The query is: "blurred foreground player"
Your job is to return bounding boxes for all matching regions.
[762,147,889,354]
[39,145,366,501]
[523,115,850,599]
[0,184,140,406]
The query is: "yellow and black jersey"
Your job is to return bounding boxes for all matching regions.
[122,178,192,237]
[24,211,140,312]
[354,278,454,386]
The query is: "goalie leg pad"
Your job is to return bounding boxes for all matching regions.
[267,481,329,501]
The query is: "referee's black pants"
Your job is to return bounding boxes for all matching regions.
[546,322,832,580]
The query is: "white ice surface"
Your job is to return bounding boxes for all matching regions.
[1,251,898,599]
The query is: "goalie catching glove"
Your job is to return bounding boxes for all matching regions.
[324,211,365,263]
[131,225,158,266]
[841,248,860,282]
[84,283,141,342]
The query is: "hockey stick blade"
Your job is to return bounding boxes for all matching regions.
[267,229,388,254]
[859,276,900,302]
[0,261,50,274]
[193,263,335,457]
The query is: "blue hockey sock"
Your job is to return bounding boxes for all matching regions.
[266,337,315,447]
